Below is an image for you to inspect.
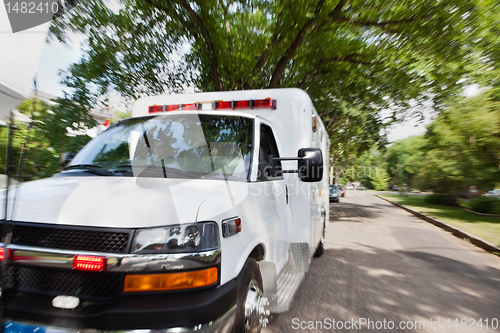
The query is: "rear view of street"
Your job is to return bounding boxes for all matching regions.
[265,190,500,332]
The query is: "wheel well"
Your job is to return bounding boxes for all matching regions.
[249,244,265,261]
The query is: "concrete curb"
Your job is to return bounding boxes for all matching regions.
[375,195,500,256]
[463,209,500,218]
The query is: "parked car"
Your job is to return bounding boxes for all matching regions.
[345,183,353,189]
[330,184,340,202]
[483,189,500,198]
[356,184,365,191]
[336,185,345,197]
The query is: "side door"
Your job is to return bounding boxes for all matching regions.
[257,120,292,269]
[310,113,324,254]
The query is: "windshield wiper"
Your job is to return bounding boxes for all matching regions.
[64,164,113,176]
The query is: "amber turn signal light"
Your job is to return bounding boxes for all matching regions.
[123,267,218,292]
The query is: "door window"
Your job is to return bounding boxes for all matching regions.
[258,124,283,181]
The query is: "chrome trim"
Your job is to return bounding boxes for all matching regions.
[6,245,221,272]
[12,249,74,269]
[244,279,269,331]
[4,304,236,333]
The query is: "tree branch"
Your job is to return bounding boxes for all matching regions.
[332,14,418,27]
[329,0,346,19]
[142,0,201,50]
[243,13,284,89]
[319,54,384,66]
[268,0,331,88]
[143,0,172,15]
[176,0,222,90]
[298,51,382,88]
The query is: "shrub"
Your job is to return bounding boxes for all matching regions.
[469,197,500,215]
[424,193,459,207]
[370,168,390,191]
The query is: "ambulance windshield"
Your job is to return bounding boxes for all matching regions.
[67,114,254,181]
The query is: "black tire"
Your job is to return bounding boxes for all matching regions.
[232,258,264,333]
[314,221,326,258]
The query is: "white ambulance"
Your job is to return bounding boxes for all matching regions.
[1,88,330,333]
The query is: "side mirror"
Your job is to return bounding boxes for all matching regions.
[60,152,77,170]
[298,148,323,182]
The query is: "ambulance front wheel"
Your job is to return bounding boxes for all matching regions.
[232,258,269,333]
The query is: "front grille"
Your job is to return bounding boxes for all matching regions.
[6,265,121,299]
[11,224,131,253]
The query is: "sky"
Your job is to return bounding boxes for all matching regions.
[386,113,432,143]
[36,37,83,97]
[386,84,480,142]
[36,39,482,143]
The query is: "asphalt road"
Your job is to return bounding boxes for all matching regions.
[264,190,500,332]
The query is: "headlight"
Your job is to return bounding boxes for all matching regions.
[132,222,220,254]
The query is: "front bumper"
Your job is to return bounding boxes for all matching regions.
[3,225,235,332]
[5,279,237,332]
[4,304,235,333]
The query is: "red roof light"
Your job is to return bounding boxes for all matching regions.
[149,105,163,113]
[253,98,276,109]
[233,100,252,109]
[215,101,232,110]
[181,103,197,110]
[165,105,180,112]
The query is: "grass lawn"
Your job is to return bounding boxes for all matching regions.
[379,194,500,247]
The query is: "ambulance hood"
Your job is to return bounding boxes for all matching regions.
[7,175,246,228]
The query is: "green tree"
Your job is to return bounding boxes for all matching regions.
[385,135,426,190]
[370,167,390,191]
[472,0,500,99]
[332,146,388,189]
[418,92,500,194]
[0,98,95,181]
[49,0,485,156]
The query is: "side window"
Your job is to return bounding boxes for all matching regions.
[258,124,282,181]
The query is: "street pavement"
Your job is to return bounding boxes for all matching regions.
[264,190,500,332]
[376,190,429,197]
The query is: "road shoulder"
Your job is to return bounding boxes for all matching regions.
[376,194,500,256]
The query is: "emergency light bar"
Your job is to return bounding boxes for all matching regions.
[148,98,276,113]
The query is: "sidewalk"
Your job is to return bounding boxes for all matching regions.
[376,194,500,256]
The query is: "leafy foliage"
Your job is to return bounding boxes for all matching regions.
[472,0,500,99]
[48,0,486,157]
[331,147,388,189]
[384,91,500,194]
[370,167,390,191]
[0,98,94,181]
[418,92,500,193]
[468,197,500,215]
[424,193,459,207]
[384,135,426,189]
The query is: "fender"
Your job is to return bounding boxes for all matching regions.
[232,237,267,280]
